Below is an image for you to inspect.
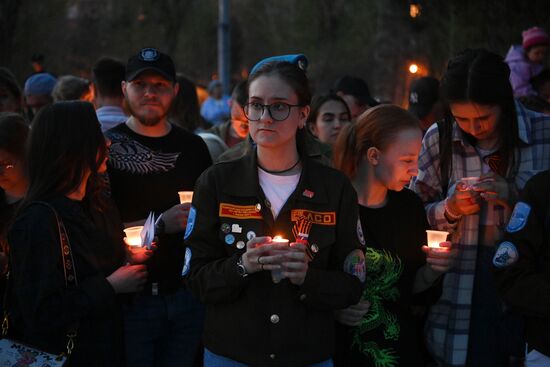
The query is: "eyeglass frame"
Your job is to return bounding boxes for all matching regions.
[244,102,304,122]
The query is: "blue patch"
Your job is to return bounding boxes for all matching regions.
[181,248,192,276]
[225,234,235,245]
[493,241,519,268]
[184,206,196,240]
[506,202,531,233]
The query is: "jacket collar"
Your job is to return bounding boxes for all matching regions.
[222,148,329,205]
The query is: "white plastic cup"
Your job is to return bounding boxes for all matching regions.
[178,191,194,204]
[270,237,289,283]
[426,230,449,249]
[124,226,144,247]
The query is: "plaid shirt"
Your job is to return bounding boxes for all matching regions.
[410,101,550,366]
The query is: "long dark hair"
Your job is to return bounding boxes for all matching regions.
[169,74,210,131]
[0,113,29,158]
[439,49,519,184]
[20,101,107,210]
[247,61,311,155]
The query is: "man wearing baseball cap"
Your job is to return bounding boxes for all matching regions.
[408,76,444,132]
[105,47,211,366]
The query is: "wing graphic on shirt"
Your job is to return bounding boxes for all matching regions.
[107,132,180,174]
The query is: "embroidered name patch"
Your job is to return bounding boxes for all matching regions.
[506,202,531,233]
[493,241,519,268]
[219,203,262,220]
[290,209,336,225]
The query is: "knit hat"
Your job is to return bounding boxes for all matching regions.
[522,27,549,50]
[23,73,57,96]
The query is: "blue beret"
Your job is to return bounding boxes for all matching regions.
[250,54,308,77]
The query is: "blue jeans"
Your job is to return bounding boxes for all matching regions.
[124,288,204,367]
[204,348,334,367]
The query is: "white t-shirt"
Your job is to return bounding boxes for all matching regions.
[258,168,301,219]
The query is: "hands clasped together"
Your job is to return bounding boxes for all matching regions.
[241,236,310,286]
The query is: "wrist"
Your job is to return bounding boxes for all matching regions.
[444,199,462,223]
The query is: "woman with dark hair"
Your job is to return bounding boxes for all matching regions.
[0,113,28,235]
[186,55,364,366]
[410,49,550,366]
[307,94,351,149]
[7,101,147,366]
[169,74,211,132]
[332,105,454,367]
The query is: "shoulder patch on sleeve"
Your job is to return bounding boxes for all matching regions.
[356,219,366,246]
[184,206,197,240]
[181,247,192,276]
[493,241,519,268]
[506,202,531,233]
[344,249,366,282]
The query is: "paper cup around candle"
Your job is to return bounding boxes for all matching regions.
[270,236,289,283]
[426,230,449,249]
[178,191,194,204]
[124,226,144,247]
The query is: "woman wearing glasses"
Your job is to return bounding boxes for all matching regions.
[185,55,364,366]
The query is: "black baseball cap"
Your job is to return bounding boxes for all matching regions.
[125,47,176,82]
[408,77,440,119]
[333,76,378,107]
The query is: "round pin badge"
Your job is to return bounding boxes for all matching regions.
[311,244,319,253]
[221,223,231,234]
[246,231,256,240]
[255,203,262,211]
[236,241,245,249]
[225,234,235,245]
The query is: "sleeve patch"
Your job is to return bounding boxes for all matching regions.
[184,206,196,240]
[356,219,366,246]
[181,247,192,276]
[506,202,531,233]
[344,249,366,282]
[493,241,519,268]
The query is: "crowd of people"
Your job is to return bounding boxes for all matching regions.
[0,24,549,367]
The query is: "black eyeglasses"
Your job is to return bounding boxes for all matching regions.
[244,102,303,122]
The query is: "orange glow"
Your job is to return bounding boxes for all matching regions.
[272,236,289,244]
[409,64,419,74]
[410,4,421,18]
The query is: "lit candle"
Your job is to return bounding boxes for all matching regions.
[426,230,449,248]
[271,235,289,245]
[178,191,194,204]
[124,226,144,247]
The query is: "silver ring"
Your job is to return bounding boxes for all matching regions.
[257,256,263,265]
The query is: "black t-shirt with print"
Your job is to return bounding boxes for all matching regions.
[335,188,436,367]
[105,123,212,294]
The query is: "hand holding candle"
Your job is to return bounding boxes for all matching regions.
[269,236,289,283]
[422,230,457,273]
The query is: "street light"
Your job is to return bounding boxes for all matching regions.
[409,64,419,74]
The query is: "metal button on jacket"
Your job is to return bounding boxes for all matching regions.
[270,354,276,359]
[299,294,307,301]
[270,314,280,324]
